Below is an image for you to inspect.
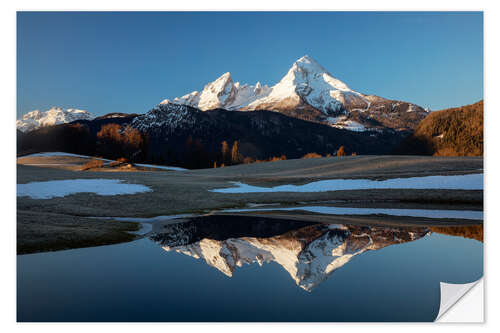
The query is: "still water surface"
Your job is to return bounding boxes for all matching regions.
[17,215,483,322]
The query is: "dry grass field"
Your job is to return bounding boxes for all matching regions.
[17,154,483,254]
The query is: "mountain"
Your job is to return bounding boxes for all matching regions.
[17,113,140,158]
[15,56,441,164]
[16,107,94,133]
[129,103,405,168]
[161,55,430,132]
[151,215,430,291]
[395,100,483,156]
[17,102,406,168]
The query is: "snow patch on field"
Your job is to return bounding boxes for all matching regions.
[19,152,111,160]
[17,179,151,199]
[211,174,483,193]
[135,163,187,171]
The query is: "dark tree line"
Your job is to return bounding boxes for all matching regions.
[18,122,149,163]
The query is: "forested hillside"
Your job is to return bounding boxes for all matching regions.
[395,101,483,156]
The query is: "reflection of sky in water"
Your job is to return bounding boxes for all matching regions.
[221,206,483,220]
[152,219,434,291]
[211,173,483,193]
[17,216,483,322]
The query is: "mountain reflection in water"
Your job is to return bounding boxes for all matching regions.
[150,215,475,291]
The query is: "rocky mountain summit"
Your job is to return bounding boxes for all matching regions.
[161,55,430,132]
[16,107,94,133]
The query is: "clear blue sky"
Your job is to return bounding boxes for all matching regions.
[17,11,483,118]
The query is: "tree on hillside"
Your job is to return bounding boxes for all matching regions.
[96,123,123,158]
[123,125,143,149]
[97,123,121,143]
[231,140,242,164]
[221,141,230,165]
[123,125,144,161]
[337,146,346,156]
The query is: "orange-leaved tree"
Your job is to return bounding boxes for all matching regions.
[337,146,346,156]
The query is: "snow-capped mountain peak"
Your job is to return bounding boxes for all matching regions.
[161,55,369,116]
[246,55,367,114]
[293,55,352,92]
[17,107,94,132]
[158,55,429,131]
[197,72,235,110]
[160,71,272,111]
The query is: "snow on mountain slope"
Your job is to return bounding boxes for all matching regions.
[246,55,368,115]
[161,72,272,111]
[17,107,94,133]
[161,55,364,115]
[160,55,429,131]
[130,103,202,135]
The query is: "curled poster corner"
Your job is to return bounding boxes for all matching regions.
[435,278,483,322]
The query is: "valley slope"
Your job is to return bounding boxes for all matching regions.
[395,100,483,156]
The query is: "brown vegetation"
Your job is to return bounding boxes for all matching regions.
[17,210,139,254]
[429,225,483,242]
[221,141,230,165]
[216,140,287,167]
[253,155,287,163]
[302,152,323,159]
[80,158,104,171]
[268,155,287,162]
[337,146,346,156]
[96,124,148,161]
[231,140,242,164]
[396,100,483,156]
[108,157,129,167]
[97,123,121,142]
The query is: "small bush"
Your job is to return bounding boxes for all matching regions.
[109,157,128,167]
[302,152,322,159]
[81,158,104,170]
[269,155,287,162]
[243,156,255,164]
